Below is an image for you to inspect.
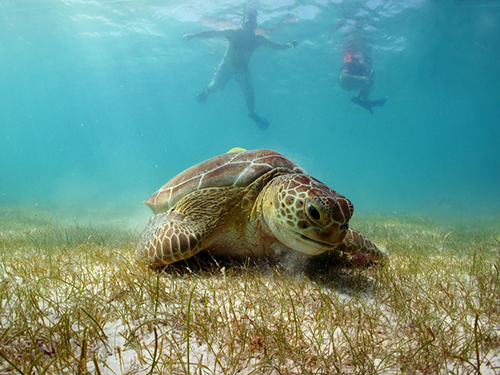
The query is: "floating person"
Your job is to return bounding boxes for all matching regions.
[339,47,386,114]
[182,9,298,130]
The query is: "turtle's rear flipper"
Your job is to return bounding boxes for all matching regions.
[335,228,387,265]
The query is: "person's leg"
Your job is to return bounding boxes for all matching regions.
[357,78,373,100]
[244,91,255,115]
[235,68,255,114]
[339,73,370,93]
[349,74,374,113]
[235,69,269,130]
[196,60,232,104]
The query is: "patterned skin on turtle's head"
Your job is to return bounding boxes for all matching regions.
[262,174,353,256]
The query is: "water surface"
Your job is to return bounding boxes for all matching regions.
[1,0,499,223]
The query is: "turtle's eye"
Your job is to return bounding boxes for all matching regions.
[307,202,321,222]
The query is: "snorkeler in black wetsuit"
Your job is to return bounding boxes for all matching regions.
[183,10,298,130]
[339,50,387,114]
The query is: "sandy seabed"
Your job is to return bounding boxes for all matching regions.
[1,207,499,374]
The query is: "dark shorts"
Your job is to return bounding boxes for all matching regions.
[208,59,253,94]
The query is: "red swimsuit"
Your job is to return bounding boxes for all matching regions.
[342,51,367,76]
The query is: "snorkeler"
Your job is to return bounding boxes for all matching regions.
[339,49,386,114]
[182,10,298,130]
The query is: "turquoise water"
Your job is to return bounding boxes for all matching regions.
[1,0,499,219]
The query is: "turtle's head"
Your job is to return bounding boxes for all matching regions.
[262,174,353,256]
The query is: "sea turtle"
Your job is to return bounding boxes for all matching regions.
[137,149,387,266]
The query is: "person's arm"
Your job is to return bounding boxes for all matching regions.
[182,29,233,41]
[358,54,374,77]
[360,62,374,78]
[259,36,298,50]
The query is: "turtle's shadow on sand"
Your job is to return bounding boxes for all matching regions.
[153,252,377,295]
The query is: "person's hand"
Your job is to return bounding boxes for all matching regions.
[287,40,298,49]
[182,33,195,41]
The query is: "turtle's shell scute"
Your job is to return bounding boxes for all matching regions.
[144,149,305,214]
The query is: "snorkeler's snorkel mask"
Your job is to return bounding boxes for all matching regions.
[241,14,257,31]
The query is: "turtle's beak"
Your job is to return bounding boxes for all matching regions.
[302,221,348,248]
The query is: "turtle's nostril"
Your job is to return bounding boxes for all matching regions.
[340,223,349,232]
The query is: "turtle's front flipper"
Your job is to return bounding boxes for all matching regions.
[137,208,213,266]
[336,228,387,265]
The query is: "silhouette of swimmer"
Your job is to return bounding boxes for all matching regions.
[339,49,386,114]
[183,10,298,130]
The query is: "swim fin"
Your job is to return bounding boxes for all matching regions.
[367,98,387,107]
[194,91,207,104]
[351,96,373,114]
[249,113,270,130]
